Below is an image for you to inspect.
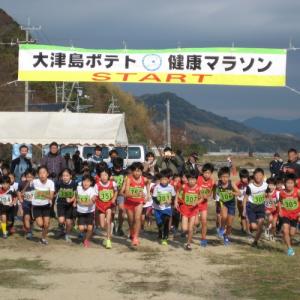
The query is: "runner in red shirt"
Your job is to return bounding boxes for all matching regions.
[175,170,201,251]
[196,163,214,247]
[95,168,118,249]
[170,174,182,235]
[124,162,150,246]
[279,174,300,256]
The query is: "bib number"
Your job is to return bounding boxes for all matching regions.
[157,192,171,204]
[184,193,198,205]
[99,190,113,202]
[282,198,299,211]
[129,187,143,198]
[0,194,12,205]
[58,189,74,198]
[219,191,233,202]
[24,191,34,201]
[265,200,275,208]
[114,175,124,190]
[201,188,211,197]
[35,190,50,200]
[253,194,265,205]
[78,195,90,204]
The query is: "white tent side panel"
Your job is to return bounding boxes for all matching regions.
[0,112,128,145]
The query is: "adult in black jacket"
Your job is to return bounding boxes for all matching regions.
[10,144,32,182]
[269,153,283,178]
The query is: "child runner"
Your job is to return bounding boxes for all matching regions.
[243,168,268,248]
[55,168,77,242]
[175,170,201,251]
[111,157,126,236]
[152,169,176,245]
[264,177,279,241]
[0,176,17,239]
[196,163,215,247]
[95,168,118,249]
[236,169,250,233]
[279,174,300,256]
[17,170,35,240]
[32,166,55,245]
[76,175,97,248]
[8,173,19,234]
[215,167,241,246]
[124,162,150,246]
[170,174,182,235]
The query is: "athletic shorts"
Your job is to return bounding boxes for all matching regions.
[154,208,172,225]
[32,205,51,219]
[281,217,298,228]
[117,195,125,205]
[57,202,74,219]
[77,212,94,226]
[95,200,114,214]
[246,202,265,224]
[198,201,208,212]
[220,199,236,216]
[22,200,32,217]
[124,199,143,211]
[0,203,12,215]
[178,203,199,218]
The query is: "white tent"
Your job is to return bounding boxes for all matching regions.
[0,112,128,145]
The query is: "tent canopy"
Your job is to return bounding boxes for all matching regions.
[0,112,128,145]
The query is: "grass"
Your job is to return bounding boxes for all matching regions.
[0,258,49,289]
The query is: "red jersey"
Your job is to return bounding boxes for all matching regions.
[181,184,201,206]
[197,176,214,199]
[280,188,300,220]
[265,190,279,213]
[95,181,115,203]
[127,175,146,203]
[170,179,182,193]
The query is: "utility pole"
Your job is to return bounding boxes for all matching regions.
[166,99,171,147]
[20,18,41,112]
[107,96,121,113]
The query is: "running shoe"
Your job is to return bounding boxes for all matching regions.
[223,235,230,246]
[287,248,295,256]
[200,239,208,247]
[218,228,225,239]
[184,243,192,251]
[161,239,168,246]
[83,239,90,248]
[39,238,48,245]
[106,239,112,249]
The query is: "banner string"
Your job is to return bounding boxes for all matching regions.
[285,85,300,96]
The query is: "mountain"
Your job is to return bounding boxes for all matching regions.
[138,92,300,152]
[243,117,300,138]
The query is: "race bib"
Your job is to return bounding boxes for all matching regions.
[252,193,265,205]
[78,194,90,204]
[114,175,124,190]
[201,188,211,197]
[99,189,114,202]
[282,198,299,211]
[265,200,275,208]
[24,191,34,201]
[129,187,143,198]
[35,190,50,200]
[219,190,234,202]
[0,194,12,205]
[58,188,75,198]
[157,192,172,204]
[184,193,198,205]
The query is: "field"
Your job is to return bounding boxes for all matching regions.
[1,200,300,300]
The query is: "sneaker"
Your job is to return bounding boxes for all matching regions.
[117,228,125,237]
[94,227,102,236]
[223,235,230,246]
[102,239,107,247]
[287,248,295,256]
[264,228,270,240]
[78,232,84,239]
[39,238,48,245]
[3,231,8,239]
[106,239,112,249]
[65,235,72,243]
[83,239,90,248]
[218,228,225,239]
[200,239,208,247]
[26,232,33,240]
[184,243,192,251]
[269,235,275,242]
[132,237,139,246]
[251,240,258,248]
[161,239,168,246]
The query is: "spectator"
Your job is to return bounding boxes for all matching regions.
[155,147,184,175]
[280,148,300,178]
[184,152,200,177]
[72,150,83,175]
[87,145,103,174]
[107,149,118,169]
[10,144,32,182]
[64,153,75,171]
[269,153,283,177]
[40,142,66,180]
[143,152,156,176]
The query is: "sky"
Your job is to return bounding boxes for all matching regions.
[1,0,300,121]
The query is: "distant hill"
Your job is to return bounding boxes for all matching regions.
[243,117,300,138]
[139,92,300,152]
